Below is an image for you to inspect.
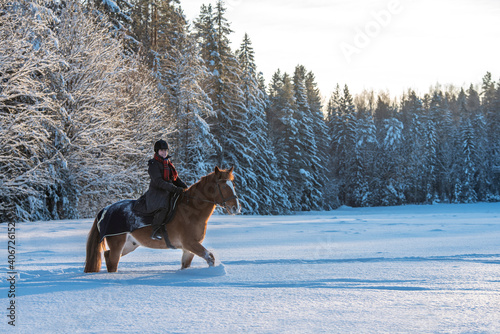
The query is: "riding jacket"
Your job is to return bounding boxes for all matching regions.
[133,155,187,214]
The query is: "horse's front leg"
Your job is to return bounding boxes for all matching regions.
[183,242,215,267]
[181,250,195,269]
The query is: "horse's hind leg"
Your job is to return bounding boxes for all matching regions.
[104,234,127,272]
[181,250,195,269]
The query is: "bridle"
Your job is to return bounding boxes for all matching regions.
[185,178,238,209]
[214,178,239,207]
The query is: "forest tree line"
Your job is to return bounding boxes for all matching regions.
[1,0,499,222]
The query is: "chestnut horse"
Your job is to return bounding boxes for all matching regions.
[84,166,240,273]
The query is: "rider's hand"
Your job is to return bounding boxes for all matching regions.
[174,187,185,196]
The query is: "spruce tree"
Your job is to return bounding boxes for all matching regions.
[195,1,259,213]
[481,73,499,198]
[333,85,358,205]
[268,71,300,209]
[237,34,290,214]
[153,5,217,185]
[399,91,428,203]
[292,65,321,210]
[304,70,330,209]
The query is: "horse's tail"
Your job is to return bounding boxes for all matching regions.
[84,213,105,273]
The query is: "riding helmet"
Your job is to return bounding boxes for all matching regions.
[154,139,169,153]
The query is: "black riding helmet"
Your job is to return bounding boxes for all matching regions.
[154,139,169,153]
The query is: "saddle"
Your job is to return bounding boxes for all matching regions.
[153,192,182,228]
[132,192,181,220]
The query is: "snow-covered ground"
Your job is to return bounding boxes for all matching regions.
[2,202,500,333]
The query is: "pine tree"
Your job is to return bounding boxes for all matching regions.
[292,65,321,210]
[468,85,488,200]
[378,116,405,205]
[324,85,343,206]
[332,85,359,206]
[430,91,458,202]
[399,91,429,203]
[304,70,330,209]
[459,117,478,202]
[194,1,259,213]
[492,80,500,197]
[153,5,218,185]
[481,73,500,199]
[355,101,377,206]
[455,87,483,202]
[267,71,300,208]
[236,34,290,214]
[89,0,136,50]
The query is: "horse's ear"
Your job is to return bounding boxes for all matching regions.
[214,166,220,175]
[229,166,234,174]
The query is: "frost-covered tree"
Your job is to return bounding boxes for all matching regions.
[378,117,405,205]
[236,34,290,214]
[87,0,133,35]
[194,1,259,213]
[268,71,300,208]
[482,74,500,198]
[52,2,163,216]
[355,103,377,206]
[304,71,331,208]
[429,91,458,202]
[467,85,488,200]
[292,65,323,210]
[398,91,430,203]
[147,3,217,185]
[458,117,478,203]
[0,0,63,221]
[332,85,359,205]
[0,0,163,222]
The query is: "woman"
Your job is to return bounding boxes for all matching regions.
[134,139,188,239]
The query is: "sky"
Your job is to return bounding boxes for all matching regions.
[181,0,500,99]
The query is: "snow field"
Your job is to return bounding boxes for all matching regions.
[1,202,500,333]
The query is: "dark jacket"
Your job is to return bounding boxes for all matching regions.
[134,156,187,214]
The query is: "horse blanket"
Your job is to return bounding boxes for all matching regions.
[96,200,153,242]
[96,193,182,242]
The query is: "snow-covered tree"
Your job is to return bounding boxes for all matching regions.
[147,3,217,185]
[379,117,405,205]
[482,74,500,198]
[236,34,290,214]
[1,0,163,222]
[267,71,300,208]
[0,0,63,221]
[332,85,359,205]
[195,1,260,213]
[429,91,458,202]
[291,65,322,210]
[398,91,429,203]
[88,0,134,37]
[304,71,331,208]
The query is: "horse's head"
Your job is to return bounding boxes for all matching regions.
[213,166,241,215]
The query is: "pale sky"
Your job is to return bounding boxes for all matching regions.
[182,0,500,98]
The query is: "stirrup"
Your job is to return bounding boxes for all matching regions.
[151,227,163,240]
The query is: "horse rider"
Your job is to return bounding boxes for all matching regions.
[134,139,188,240]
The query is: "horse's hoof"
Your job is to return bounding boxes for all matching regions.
[207,253,215,266]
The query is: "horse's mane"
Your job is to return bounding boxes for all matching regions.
[187,168,234,193]
[187,172,213,192]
